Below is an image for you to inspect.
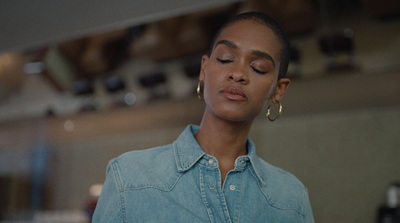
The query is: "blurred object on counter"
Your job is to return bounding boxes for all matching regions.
[0,52,26,101]
[318,28,358,72]
[377,182,400,223]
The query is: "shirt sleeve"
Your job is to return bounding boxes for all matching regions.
[303,188,315,223]
[92,160,125,223]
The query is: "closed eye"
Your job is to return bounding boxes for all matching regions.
[251,67,267,75]
[217,58,233,64]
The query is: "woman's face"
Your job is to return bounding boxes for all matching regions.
[200,19,289,122]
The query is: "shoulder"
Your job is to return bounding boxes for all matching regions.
[107,144,182,191]
[115,144,175,170]
[258,157,306,190]
[255,157,309,215]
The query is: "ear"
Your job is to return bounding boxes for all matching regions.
[199,54,209,82]
[271,78,290,103]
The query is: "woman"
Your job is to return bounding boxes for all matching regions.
[93,11,314,222]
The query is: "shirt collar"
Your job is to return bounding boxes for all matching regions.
[173,125,267,186]
[173,125,205,172]
[246,139,267,186]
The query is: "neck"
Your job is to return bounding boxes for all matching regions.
[194,110,255,187]
[195,111,253,162]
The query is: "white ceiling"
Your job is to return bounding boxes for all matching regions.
[0,0,241,53]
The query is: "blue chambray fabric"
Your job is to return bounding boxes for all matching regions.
[92,125,314,223]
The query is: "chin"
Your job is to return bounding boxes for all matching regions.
[206,102,261,122]
[217,111,256,123]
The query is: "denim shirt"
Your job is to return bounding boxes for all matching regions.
[92,125,314,223]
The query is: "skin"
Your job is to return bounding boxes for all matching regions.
[195,19,290,186]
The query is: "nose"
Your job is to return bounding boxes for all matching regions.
[228,65,249,84]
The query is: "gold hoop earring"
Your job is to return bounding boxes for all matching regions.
[266,101,282,121]
[197,81,204,101]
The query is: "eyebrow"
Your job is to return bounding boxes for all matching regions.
[251,50,275,67]
[214,39,275,67]
[215,39,237,50]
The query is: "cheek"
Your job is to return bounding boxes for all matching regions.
[265,83,276,99]
[204,65,224,89]
[254,78,276,101]
[202,72,217,101]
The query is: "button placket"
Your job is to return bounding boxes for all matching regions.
[200,167,230,222]
[222,171,242,222]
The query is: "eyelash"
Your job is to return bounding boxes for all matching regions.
[252,67,267,75]
[217,58,267,75]
[217,58,232,64]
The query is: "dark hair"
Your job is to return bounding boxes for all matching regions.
[208,11,290,79]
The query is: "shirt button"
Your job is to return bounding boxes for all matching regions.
[209,185,215,190]
[208,159,214,165]
[229,185,236,191]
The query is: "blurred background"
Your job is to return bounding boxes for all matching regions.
[0,0,400,222]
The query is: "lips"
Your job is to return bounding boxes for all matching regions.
[221,87,247,101]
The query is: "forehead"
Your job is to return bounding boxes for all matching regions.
[214,20,281,56]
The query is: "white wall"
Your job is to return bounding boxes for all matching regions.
[251,107,400,223]
[41,106,400,223]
